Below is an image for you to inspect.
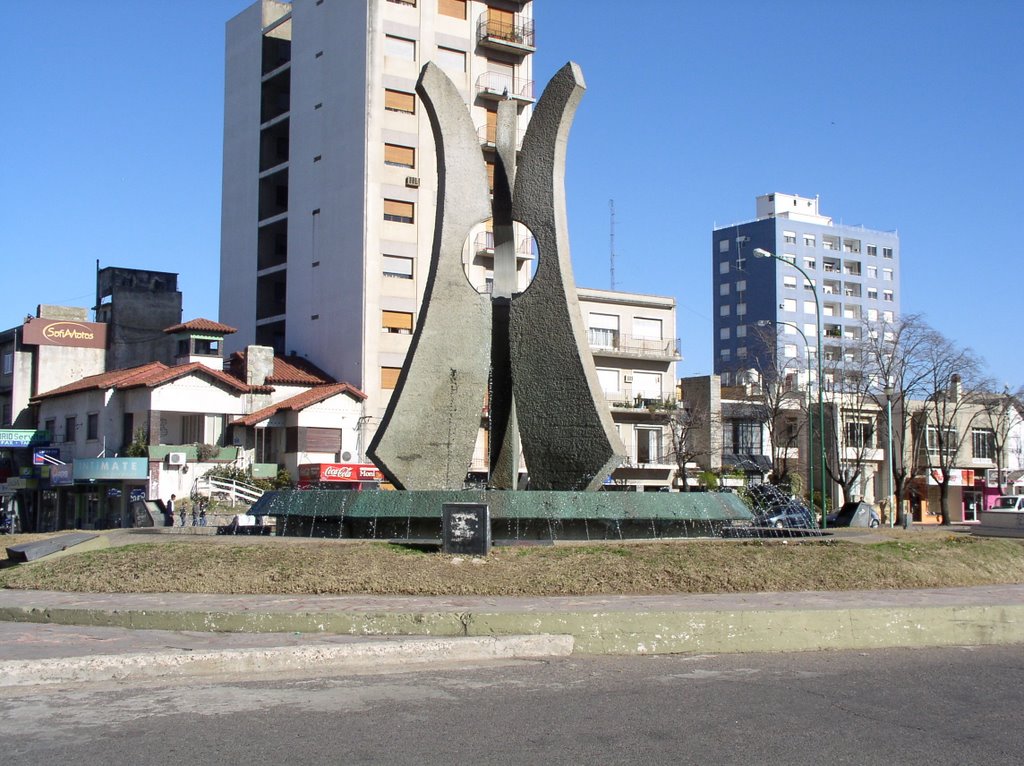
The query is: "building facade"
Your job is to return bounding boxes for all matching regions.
[712,193,900,386]
[220,0,536,439]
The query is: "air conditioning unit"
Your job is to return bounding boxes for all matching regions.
[167,452,187,467]
[405,176,420,188]
[623,375,633,383]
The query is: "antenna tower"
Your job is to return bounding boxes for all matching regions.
[609,199,616,291]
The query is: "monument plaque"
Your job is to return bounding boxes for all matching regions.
[442,503,491,556]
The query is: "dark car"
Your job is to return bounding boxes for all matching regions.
[745,484,817,529]
[827,501,881,528]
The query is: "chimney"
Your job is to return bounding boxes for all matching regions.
[245,345,275,387]
[949,373,962,401]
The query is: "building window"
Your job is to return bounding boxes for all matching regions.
[381,366,402,390]
[596,368,619,395]
[926,425,958,457]
[383,254,414,279]
[383,199,414,223]
[882,310,894,322]
[719,283,730,296]
[44,418,55,439]
[719,239,729,252]
[736,324,747,338]
[720,305,731,317]
[783,344,797,358]
[384,143,415,168]
[882,268,893,281]
[866,266,877,278]
[867,245,877,256]
[973,428,995,460]
[65,416,76,444]
[588,313,619,349]
[883,247,893,258]
[382,310,414,334]
[438,0,466,18]
[1,352,12,375]
[883,290,893,301]
[736,303,747,316]
[436,46,466,74]
[736,279,747,292]
[384,89,415,114]
[720,328,731,340]
[867,308,878,321]
[725,421,762,455]
[803,234,815,247]
[635,427,663,464]
[783,275,797,288]
[867,288,878,300]
[783,231,797,244]
[803,257,816,271]
[85,413,99,441]
[736,346,747,359]
[782,298,797,312]
[719,349,731,362]
[845,418,874,449]
[719,261,730,274]
[384,35,416,61]
[632,372,662,401]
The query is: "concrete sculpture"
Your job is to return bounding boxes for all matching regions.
[368,62,624,492]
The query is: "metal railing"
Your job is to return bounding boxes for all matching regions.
[192,476,265,507]
[587,330,681,359]
[476,12,535,49]
[475,72,534,102]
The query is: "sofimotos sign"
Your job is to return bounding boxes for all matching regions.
[22,317,107,349]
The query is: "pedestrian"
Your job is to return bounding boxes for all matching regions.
[191,507,198,526]
[166,494,177,527]
[199,507,207,527]
[178,500,186,527]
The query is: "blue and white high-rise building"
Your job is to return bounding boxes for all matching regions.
[712,193,900,385]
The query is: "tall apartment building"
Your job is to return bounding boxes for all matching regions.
[712,193,900,385]
[219,0,536,435]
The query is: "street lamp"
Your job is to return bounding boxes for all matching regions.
[756,318,814,511]
[884,379,896,527]
[753,247,829,527]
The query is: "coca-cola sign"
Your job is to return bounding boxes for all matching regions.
[299,463,383,483]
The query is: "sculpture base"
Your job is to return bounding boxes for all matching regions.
[252,490,753,541]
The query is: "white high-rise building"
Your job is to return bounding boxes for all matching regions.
[220,0,536,434]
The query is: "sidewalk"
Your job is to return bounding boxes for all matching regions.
[1,585,1023,686]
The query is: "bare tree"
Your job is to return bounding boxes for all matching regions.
[911,328,985,525]
[663,403,719,492]
[862,313,933,524]
[974,385,1024,494]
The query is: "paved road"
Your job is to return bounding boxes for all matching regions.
[3,645,1022,766]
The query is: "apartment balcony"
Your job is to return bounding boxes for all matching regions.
[477,124,524,151]
[588,330,681,361]
[476,11,535,55]
[476,72,534,104]
[474,232,537,260]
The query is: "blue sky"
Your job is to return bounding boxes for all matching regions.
[6,1,1023,385]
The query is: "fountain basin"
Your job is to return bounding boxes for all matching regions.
[252,490,754,541]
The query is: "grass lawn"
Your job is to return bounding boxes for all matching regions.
[2,528,1023,596]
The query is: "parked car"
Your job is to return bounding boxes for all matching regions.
[992,496,1024,512]
[745,484,816,529]
[827,501,881,528]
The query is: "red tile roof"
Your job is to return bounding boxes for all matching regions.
[226,351,335,386]
[233,382,367,427]
[163,318,238,335]
[33,361,266,401]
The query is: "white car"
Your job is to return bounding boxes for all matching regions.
[992,496,1024,512]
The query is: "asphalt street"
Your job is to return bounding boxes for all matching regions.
[2,644,1022,766]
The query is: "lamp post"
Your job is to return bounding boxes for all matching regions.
[884,380,896,528]
[753,248,828,527]
[756,319,814,511]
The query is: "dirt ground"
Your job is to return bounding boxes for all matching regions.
[3,526,1023,596]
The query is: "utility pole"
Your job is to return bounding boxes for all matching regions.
[609,199,617,291]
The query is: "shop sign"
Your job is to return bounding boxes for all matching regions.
[5,477,37,490]
[50,464,74,486]
[298,463,383,484]
[33,448,61,466]
[74,458,149,481]
[129,487,147,502]
[107,487,122,498]
[22,316,107,349]
[0,430,51,448]
[928,468,976,487]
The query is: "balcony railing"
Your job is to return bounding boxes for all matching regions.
[476,72,534,103]
[475,231,537,260]
[588,330,681,359]
[476,12,535,53]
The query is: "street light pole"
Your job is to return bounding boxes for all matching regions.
[884,381,896,528]
[756,319,813,513]
[753,248,828,528]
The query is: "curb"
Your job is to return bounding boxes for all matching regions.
[0,634,574,687]
[3,601,1024,657]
